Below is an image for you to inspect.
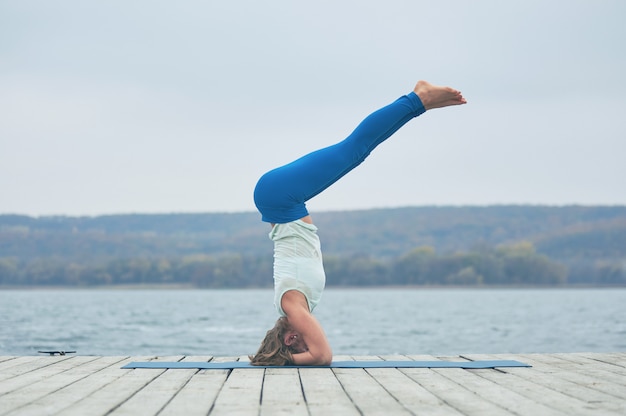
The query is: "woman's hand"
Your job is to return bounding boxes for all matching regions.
[281,290,333,366]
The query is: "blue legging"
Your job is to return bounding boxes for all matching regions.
[254,92,426,223]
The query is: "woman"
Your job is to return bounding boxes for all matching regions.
[250,80,466,366]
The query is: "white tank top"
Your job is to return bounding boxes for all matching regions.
[269,220,326,316]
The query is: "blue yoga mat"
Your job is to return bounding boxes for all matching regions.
[121,360,530,370]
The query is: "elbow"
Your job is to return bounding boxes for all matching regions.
[292,349,333,366]
[317,349,333,366]
[302,347,332,366]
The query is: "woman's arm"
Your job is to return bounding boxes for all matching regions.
[281,290,333,366]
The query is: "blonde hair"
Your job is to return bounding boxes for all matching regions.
[249,317,296,366]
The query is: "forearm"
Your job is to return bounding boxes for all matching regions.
[282,291,333,365]
[291,349,333,366]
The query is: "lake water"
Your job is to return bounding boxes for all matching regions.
[1,288,625,357]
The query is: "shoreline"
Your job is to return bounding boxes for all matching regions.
[1,283,625,291]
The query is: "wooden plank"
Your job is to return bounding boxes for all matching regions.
[586,352,626,368]
[2,357,136,416]
[463,353,625,416]
[367,355,465,416]
[107,362,197,415]
[437,366,567,415]
[516,354,626,401]
[469,367,615,416]
[0,356,97,396]
[0,356,72,382]
[402,354,518,416]
[348,355,380,361]
[298,354,358,416]
[1,353,625,416]
[332,365,412,415]
[0,356,127,416]
[57,356,184,416]
[534,353,626,388]
[209,364,264,416]
[401,367,519,416]
[260,368,307,416]
[299,368,360,416]
[552,353,626,380]
[0,357,37,377]
[158,356,233,416]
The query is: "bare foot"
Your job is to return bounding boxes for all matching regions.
[413,80,467,110]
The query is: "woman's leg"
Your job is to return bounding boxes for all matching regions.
[254,81,466,224]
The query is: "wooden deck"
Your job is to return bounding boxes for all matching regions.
[0,353,625,415]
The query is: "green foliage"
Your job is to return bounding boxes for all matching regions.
[1,206,625,287]
[0,242,587,287]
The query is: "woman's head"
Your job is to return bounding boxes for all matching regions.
[249,317,305,366]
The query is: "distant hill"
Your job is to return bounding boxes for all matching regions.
[1,205,625,286]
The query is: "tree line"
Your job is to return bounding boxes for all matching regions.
[3,241,621,288]
[1,206,625,287]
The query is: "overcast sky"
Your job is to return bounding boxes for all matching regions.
[1,1,625,217]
